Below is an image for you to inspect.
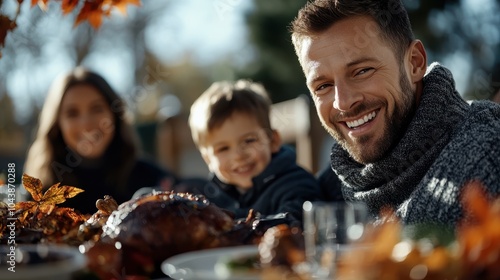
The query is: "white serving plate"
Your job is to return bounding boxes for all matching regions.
[162,245,260,280]
[0,244,87,280]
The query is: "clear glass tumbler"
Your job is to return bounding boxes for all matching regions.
[303,201,369,279]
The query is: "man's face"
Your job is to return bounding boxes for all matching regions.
[297,15,416,164]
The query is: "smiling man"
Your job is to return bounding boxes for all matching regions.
[291,0,500,226]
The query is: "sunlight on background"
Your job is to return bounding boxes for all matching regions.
[144,1,252,66]
[1,0,252,124]
[424,0,499,97]
[0,0,499,176]
[2,0,498,125]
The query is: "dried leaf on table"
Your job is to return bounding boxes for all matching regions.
[41,183,84,205]
[0,174,88,243]
[22,173,45,201]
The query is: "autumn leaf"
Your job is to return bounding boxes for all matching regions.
[15,201,37,211]
[75,1,104,28]
[61,0,80,15]
[461,180,490,222]
[38,203,56,215]
[42,184,84,205]
[112,0,141,15]
[73,0,141,28]
[4,175,88,243]
[18,209,31,223]
[2,0,143,54]
[53,207,87,222]
[22,173,44,201]
[22,173,84,205]
[0,15,17,47]
[31,0,50,11]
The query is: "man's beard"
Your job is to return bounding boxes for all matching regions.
[326,69,416,164]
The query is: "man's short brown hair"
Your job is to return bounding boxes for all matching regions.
[291,0,415,62]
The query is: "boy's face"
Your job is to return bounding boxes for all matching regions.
[201,112,281,191]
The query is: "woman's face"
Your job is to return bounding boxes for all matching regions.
[58,84,116,159]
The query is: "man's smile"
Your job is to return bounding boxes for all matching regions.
[345,110,377,129]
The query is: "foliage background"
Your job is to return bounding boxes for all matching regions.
[0,0,499,177]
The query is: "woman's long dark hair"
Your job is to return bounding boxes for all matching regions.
[24,67,140,192]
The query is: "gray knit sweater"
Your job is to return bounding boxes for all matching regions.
[330,63,500,227]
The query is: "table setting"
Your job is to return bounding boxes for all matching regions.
[1,175,499,280]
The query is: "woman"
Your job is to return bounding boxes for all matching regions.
[24,67,176,214]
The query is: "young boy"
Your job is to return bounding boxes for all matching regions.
[188,80,322,224]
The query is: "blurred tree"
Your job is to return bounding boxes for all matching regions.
[133,51,213,122]
[238,0,308,103]
[0,92,18,133]
[240,0,500,101]
[0,92,25,159]
[0,0,162,166]
[0,0,140,57]
[405,0,500,100]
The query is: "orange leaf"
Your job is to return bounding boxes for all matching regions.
[38,203,56,214]
[112,0,141,15]
[61,0,79,15]
[75,1,104,28]
[15,201,37,211]
[74,2,92,27]
[461,180,490,222]
[32,0,50,11]
[41,184,84,205]
[18,209,31,223]
[22,173,44,202]
[87,10,104,28]
[0,15,17,48]
[53,207,86,222]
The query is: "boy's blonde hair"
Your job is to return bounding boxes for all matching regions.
[189,80,272,148]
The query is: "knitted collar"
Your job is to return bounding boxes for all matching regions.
[330,63,469,217]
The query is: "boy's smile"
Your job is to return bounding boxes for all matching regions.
[201,112,281,192]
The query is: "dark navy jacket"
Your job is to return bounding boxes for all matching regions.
[317,165,345,202]
[59,158,174,214]
[200,146,322,224]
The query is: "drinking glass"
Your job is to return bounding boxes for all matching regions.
[302,201,369,279]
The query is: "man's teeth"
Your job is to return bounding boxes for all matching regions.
[346,111,376,128]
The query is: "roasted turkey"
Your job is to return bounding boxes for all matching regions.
[1,175,291,279]
[80,191,258,279]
